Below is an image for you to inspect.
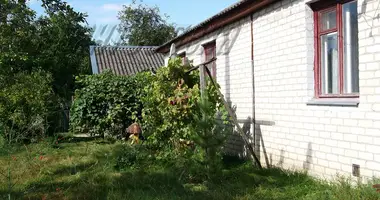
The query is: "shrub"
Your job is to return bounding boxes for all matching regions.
[141,58,231,176]
[190,94,231,178]
[72,58,232,180]
[142,58,226,148]
[0,71,53,143]
[70,71,153,136]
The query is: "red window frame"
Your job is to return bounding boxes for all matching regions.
[203,41,216,78]
[312,0,359,98]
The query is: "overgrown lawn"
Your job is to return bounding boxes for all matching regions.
[0,139,379,200]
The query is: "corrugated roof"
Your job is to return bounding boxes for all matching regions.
[156,0,251,52]
[90,46,164,75]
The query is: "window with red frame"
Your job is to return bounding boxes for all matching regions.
[313,0,359,97]
[203,41,216,77]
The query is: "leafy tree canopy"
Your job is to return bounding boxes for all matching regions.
[0,0,93,101]
[118,0,177,46]
[0,0,94,140]
[36,0,93,100]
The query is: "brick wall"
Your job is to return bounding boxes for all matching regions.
[253,0,380,180]
[164,0,380,180]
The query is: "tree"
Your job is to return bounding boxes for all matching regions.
[118,0,177,46]
[0,0,37,75]
[0,0,93,100]
[35,0,94,101]
[0,0,94,140]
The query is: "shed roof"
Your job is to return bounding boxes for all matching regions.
[90,46,164,75]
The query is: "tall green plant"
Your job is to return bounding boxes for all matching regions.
[191,94,231,178]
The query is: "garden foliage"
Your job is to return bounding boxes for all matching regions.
[70,71,153,137]
[0,0,93,143]
[140,58,231,178]
[141,58,228,148]
[0,71,53,143]
[70,58,232,179]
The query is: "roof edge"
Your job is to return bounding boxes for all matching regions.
[90,45,160,49]
[156,0,277,53]
[89,46,99,74]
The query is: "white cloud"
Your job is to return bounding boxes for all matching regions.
[74,3,127,25]
[101,4,124,12]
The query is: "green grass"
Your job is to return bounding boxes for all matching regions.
[0,138,379,200]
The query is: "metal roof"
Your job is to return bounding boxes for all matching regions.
[156,0,251,52]
[90,46,164,75]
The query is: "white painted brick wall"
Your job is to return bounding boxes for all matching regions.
[163,0,380,180]
[252,0,380,180]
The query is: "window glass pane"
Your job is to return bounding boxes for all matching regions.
[321,10,337,31]
[204,44,216,77]
[343,1,359,94]
[321,32,339,95]
[205,46,215,60]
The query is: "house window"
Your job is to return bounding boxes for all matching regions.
[178,52,187,65]
[313,0,359,97]
[203,41,216,77]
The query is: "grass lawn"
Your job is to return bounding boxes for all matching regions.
[0,138,379,200]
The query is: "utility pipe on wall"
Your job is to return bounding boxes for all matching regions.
[250,13,256,155]
[345,9,352,93]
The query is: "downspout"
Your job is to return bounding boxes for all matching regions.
[250,14,256,152]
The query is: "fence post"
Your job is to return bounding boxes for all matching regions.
[199,65,206,98]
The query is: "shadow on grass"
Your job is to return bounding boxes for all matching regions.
[3,140,379,200]
[10,160,324,200]
[22,171,111,200]
[17,169,213,200]
[4,156,380,200]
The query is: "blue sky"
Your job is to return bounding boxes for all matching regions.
[28,0,238,44]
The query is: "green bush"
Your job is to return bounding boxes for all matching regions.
[70,71,153,136]
[142,58,226,149]
[72,58,232,181]
[140,58,232,180]
[0,71,53,143]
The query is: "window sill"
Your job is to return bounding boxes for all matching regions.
[306,98,359,107]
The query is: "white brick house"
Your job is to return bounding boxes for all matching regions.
[156,0,380,180]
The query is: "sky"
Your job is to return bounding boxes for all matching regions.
[28,0,238,44]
